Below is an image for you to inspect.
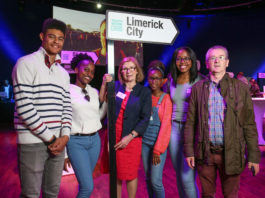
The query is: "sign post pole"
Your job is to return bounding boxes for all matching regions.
[107,40,117,198]
[106,10,179,198]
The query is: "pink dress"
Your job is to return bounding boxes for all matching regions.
[115,91,142,180]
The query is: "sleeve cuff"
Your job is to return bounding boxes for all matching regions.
[153,150,161,155]
[40,129,54,142]
[61,127,71,137]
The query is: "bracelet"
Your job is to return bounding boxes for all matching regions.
[130,132,136,138]
[45,136,57,146]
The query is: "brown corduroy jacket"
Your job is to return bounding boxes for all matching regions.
[183,73,260,175]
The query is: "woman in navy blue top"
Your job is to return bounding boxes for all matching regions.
[102,56,151,198]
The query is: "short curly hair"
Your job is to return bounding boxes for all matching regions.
[70,53,94,70]
[42,18,66,35]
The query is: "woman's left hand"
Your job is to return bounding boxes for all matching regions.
[152,153,161,165]
[100,74,113,102]
[102,74,113,86]
[114,135,133,150]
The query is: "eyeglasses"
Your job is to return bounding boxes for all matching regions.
[176,57,191,62]
[148,77,163,81]
[121,67,136,72]
[82,88,90,102]
[208,56,226,62]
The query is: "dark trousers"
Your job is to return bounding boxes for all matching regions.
[197,151,240,198]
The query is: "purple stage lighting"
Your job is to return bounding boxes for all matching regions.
[0,14,24,63]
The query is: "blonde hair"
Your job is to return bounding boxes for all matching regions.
[118,56,144,84]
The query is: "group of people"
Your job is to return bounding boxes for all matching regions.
[12,18,260,198]
[236,71,263,97]
[249,77,263,97]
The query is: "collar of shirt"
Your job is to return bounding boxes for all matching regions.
[45,54,61,68]
[40,47,61,68]
[209,80,221,92]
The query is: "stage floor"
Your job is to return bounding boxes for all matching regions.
[1,127,265,198]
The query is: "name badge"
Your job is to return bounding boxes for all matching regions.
[116,91,126,99]
[186,88,191,94]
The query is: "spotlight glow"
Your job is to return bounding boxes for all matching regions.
[97,3,102,9]
[251,59,265,79]
[0,13,24,63]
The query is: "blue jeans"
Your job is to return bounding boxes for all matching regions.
[142,143,167,198]
[67,133,101,198]
[169,121,199,198]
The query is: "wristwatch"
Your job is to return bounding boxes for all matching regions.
[45,135,57,146]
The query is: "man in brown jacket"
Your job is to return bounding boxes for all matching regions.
[184,45,260,198]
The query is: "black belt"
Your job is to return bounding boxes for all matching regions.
[210,144,224,154]
[173,120,186,124]
[72,132,97,136]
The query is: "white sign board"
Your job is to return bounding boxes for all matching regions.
[106,10,179,45]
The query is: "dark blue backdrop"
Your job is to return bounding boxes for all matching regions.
[0,1,265,85]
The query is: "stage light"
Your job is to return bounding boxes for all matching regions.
[0,13,24,63]
[252,59,265,79]
[96,2,102,9]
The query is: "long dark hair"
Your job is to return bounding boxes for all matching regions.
[169,46,198,85]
